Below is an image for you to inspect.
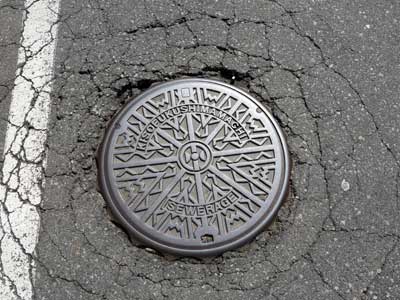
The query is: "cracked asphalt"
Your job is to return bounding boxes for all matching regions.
[1,0,400,299]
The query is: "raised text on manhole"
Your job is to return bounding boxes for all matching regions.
[135,104,249,151]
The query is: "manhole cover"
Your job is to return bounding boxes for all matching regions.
[98,78,290,256]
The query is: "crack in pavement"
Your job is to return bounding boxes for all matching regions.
[0,0,60,299]
[0,0,398,299]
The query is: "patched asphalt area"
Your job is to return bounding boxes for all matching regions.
[1,0,397,299]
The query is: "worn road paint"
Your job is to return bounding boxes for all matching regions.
[0,0,60,299]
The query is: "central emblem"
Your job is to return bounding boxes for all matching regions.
[178,141,212,172]
[98,78,290,256]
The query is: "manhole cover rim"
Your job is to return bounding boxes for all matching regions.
[97,77,290,257]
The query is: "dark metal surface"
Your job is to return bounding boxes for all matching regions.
[98,78,290,256]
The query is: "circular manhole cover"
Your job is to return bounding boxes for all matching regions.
[98,78,290,256]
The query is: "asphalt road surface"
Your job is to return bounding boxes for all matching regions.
[1,0,400,299]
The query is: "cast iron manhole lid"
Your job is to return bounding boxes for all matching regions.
[98,78,290,256]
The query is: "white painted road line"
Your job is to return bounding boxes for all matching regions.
[0,0,61,299]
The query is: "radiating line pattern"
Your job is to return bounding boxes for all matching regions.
[109,82,283,245]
